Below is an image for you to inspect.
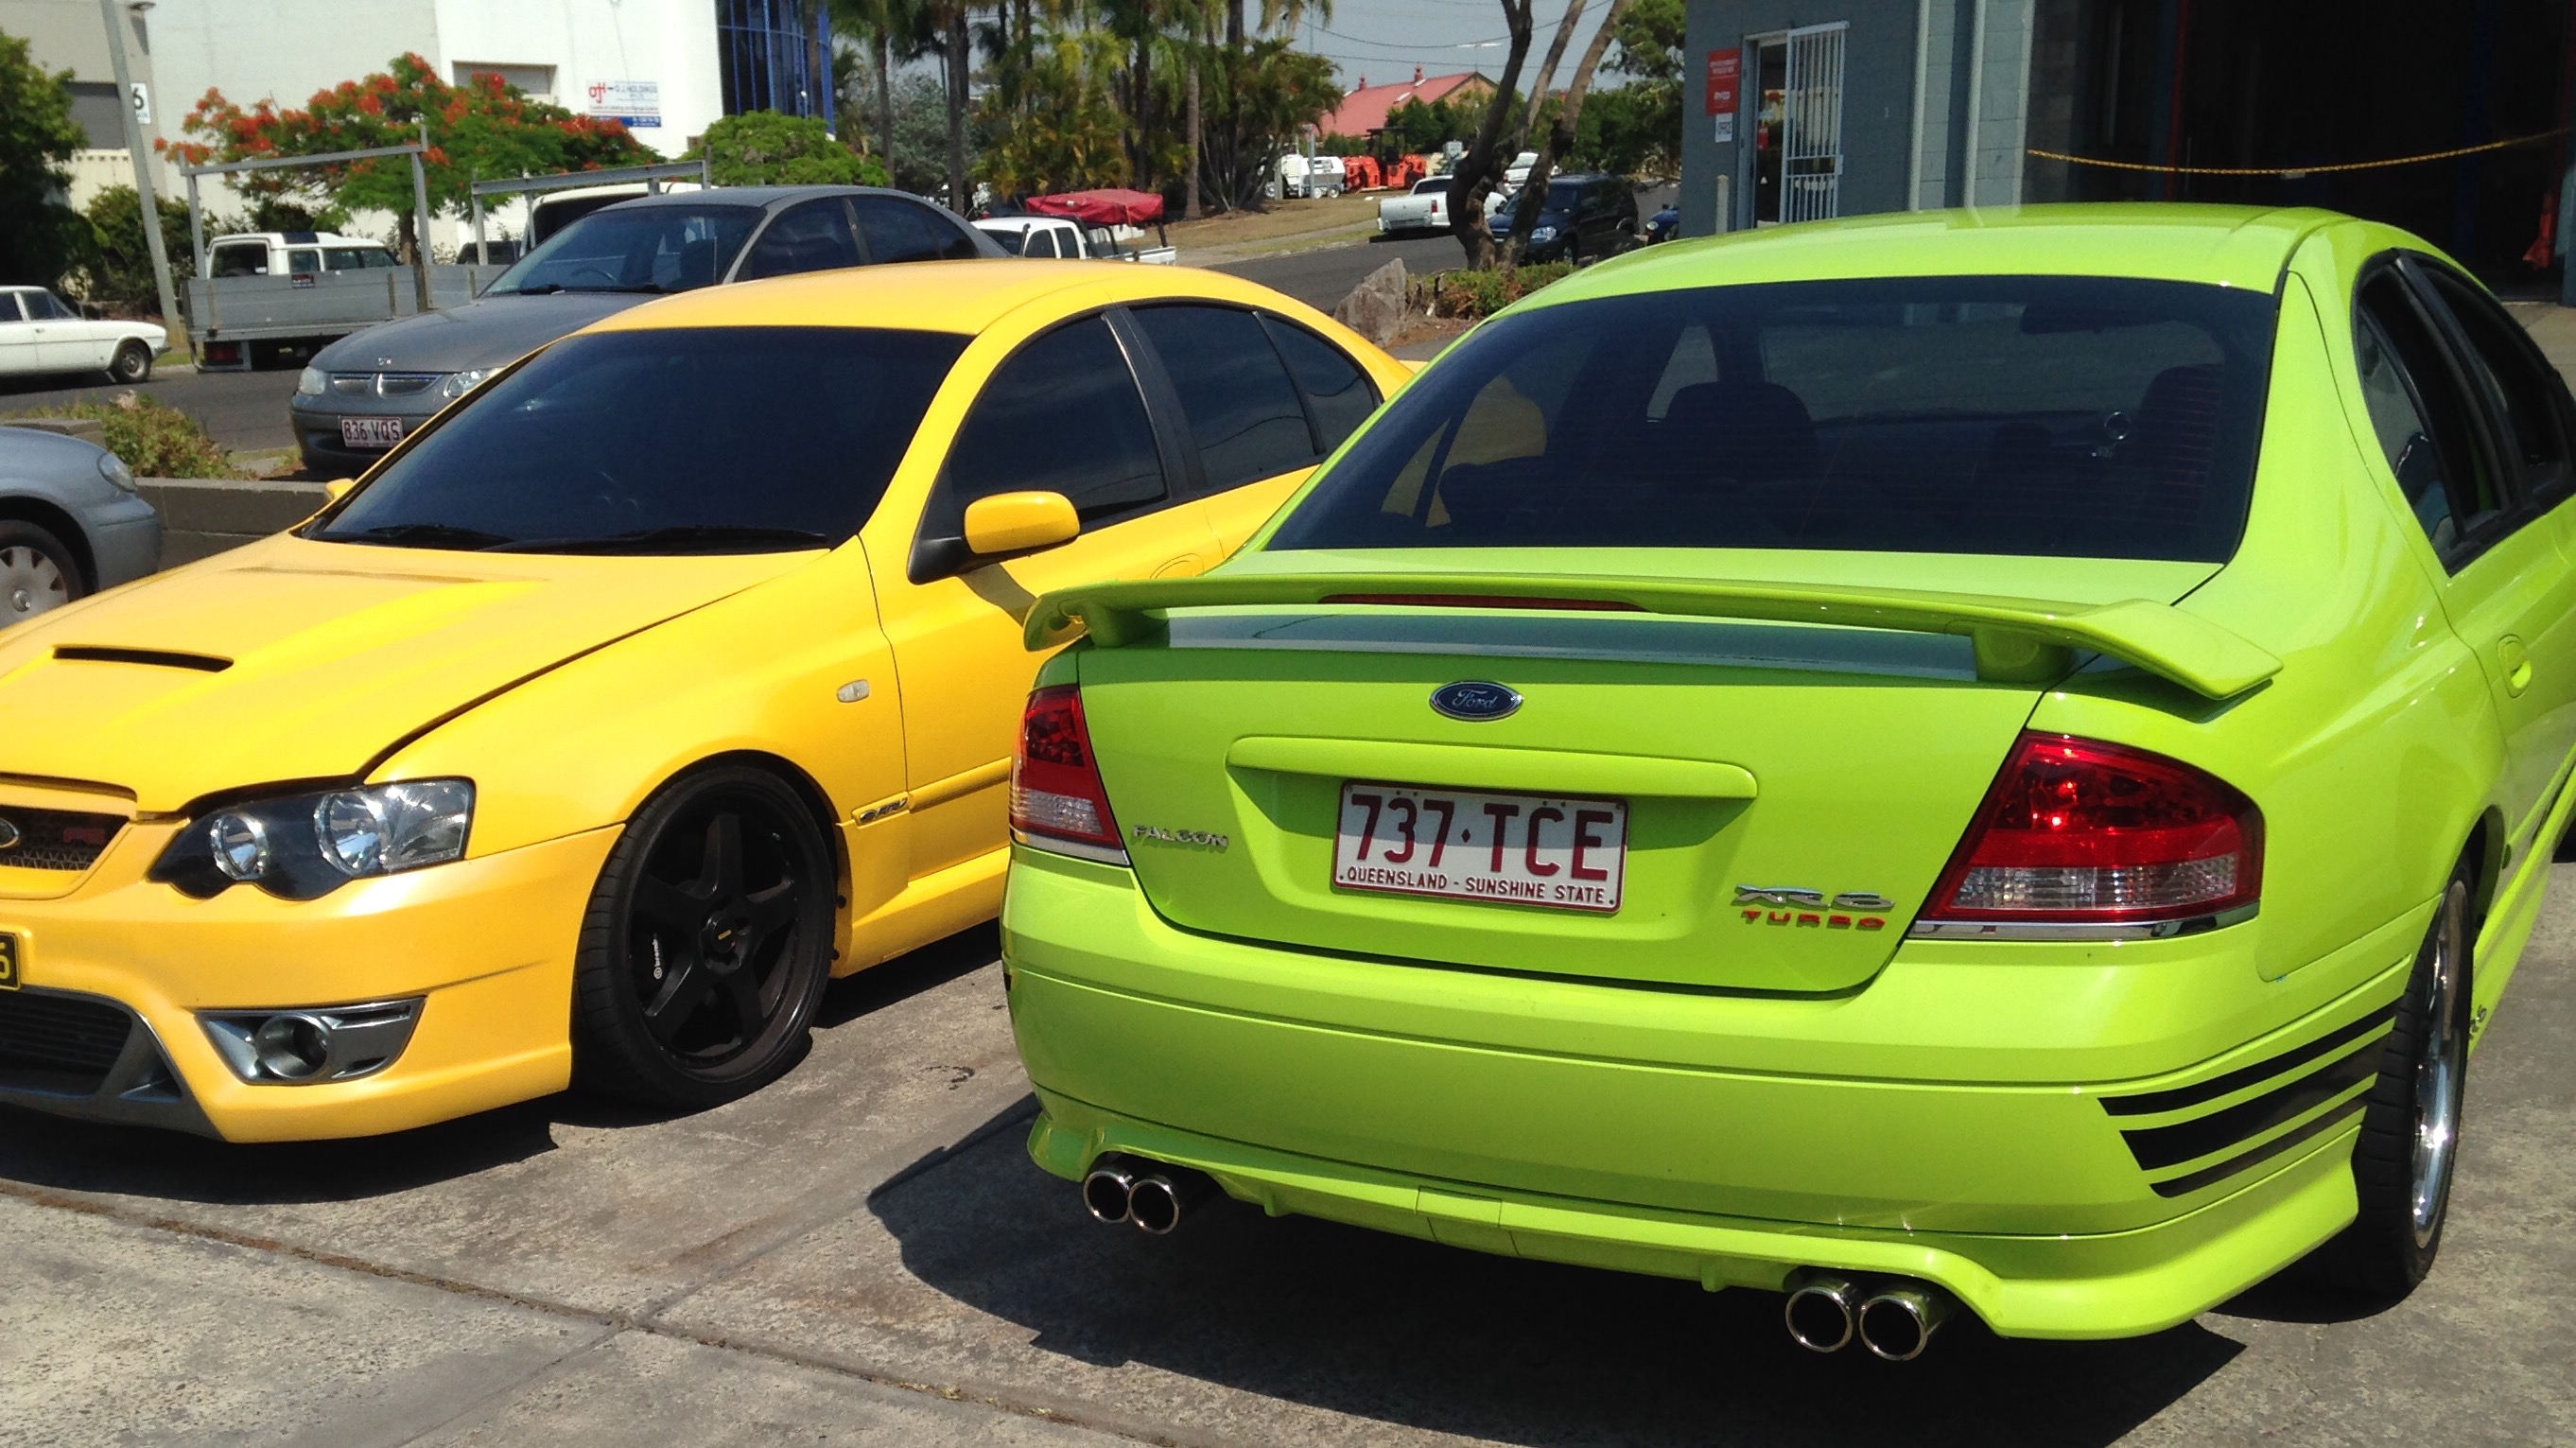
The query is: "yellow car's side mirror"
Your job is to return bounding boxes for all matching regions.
[324,477,357,502]
[964,491,1080,558]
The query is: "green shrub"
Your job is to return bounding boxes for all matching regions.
[1406,262,1574,320]
[7,393,238,479]
[687,111,892,187]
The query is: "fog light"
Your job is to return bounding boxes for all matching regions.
[200,999,425,1086]
[252,1014,330,1079]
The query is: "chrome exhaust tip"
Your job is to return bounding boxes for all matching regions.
[1855,1282,1955,1362]
[1125,1168,1215,1235]
[1081,1158,1140,1225]
[1782,1270,1862,1353]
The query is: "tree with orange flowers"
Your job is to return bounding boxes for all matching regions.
[165,54,653,262]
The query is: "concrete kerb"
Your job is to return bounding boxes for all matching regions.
[138,476,328,569]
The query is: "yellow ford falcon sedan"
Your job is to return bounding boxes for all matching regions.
[0,261,1405,1141]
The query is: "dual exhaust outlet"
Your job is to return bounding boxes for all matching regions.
[1083,1160,1954,1360]
[1783,1269,1958,1361]
[1082,1154,1216,1235]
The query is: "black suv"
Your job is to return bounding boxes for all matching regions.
[1487,173,1640,264]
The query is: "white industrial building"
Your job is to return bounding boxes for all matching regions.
[4,0,829,252]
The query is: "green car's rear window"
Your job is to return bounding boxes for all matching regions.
[1268,275,2278,562]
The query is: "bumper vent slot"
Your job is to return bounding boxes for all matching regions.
[0,988,133,1093]
[2101,1002,2396,1197]
[0,804,127,871]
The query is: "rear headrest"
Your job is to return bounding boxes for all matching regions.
[2135,363,2225,478]
[1661,381,1818,484]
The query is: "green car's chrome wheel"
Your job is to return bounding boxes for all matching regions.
[2331,864,2473,1298]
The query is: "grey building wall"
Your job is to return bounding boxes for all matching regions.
[1680,0,2037,236]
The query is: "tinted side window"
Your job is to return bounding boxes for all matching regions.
[0,294,22,322]
[1265,317,1380,454]
[855,199,940,264]
[737,200,863,280]
[857,198,974,264]
[21,290,68,320]
[2356,271,2506,562]
[1131,305,1317,492]
[212,244,268,277]
[943,318,1167,526]
[2420,267,2573,503]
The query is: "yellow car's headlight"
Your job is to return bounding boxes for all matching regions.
[152,779,475,898]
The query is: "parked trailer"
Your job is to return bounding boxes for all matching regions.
[184,266,504,372]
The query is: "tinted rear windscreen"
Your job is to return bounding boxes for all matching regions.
[1267,276,2278,561]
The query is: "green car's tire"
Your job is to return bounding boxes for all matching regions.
[571,765,836,1110]
[2324,860,2472,1300]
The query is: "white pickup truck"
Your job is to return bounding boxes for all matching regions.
[973,216,1177,264]
[1376,177,1456,236]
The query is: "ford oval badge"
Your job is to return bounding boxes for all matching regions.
[1430,681,1523,722]
[0,816,18,851]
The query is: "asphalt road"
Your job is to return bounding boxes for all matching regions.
[6,871,2571,1446]
[0,364,300,457]
[1216,231,1471,309]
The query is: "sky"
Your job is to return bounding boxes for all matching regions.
[1285,0,1616,96]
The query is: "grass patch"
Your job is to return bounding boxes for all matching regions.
[1407,262,1575,320]
[6,393,241,479]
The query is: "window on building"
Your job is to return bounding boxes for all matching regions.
[452,63,557,100]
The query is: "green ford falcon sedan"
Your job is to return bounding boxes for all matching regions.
[998,204,2574,1356]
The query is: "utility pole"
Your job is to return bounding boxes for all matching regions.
[96,0,186,361]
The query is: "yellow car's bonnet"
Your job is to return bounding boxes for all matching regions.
[0,533,805,810]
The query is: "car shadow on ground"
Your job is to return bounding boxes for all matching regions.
[0,923,1004,1206]
[870,1098,2249,1448]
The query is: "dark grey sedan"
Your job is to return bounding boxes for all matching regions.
[288,185,1004,475]
[0,425,162,626]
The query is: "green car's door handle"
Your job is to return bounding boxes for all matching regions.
[2500,635,2533,696]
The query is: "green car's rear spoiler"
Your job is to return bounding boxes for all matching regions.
[1024,572,2281,700]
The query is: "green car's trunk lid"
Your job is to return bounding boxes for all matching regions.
[1066,550,2228,994]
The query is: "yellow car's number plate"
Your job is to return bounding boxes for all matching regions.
[0,931,20,990]
[1332,781,1627,914]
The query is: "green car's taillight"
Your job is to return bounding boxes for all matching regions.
[1922,733,2262,928]
[1012,685,1127,864]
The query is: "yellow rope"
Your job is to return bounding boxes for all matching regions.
[2027,129,2566,179]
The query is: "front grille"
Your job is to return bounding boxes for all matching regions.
[0,989,132,1094]
[0,805,126,871]
[2101,1002,2396,1197]
[327,372,443,397]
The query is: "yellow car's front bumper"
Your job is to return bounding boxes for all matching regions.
[0,823,616,1142]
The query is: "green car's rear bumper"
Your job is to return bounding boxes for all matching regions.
[1003,846,2428,1340]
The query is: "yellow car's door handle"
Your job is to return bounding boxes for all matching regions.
[2499,635,2532,696]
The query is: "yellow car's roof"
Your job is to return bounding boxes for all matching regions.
[584,258,1310,337]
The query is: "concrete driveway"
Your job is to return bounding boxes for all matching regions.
[6,857,2573,1446]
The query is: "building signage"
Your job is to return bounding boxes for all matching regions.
[586,79,662,129]
[1705,48,1740,142]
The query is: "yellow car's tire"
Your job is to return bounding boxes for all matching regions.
[2323,860,2472,1300]
[571,765,835,1109]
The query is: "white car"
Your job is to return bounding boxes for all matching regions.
[203,231,402,281]
[0,287,166,383]
[972,216,1178,264]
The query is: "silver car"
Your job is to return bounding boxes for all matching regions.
[0,425,162,625]
[288,185,1004,476]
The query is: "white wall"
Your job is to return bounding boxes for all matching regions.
[140,0,720,253]
[434,0,720,155]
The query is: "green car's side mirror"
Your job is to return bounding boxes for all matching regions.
[964,491,1080,559]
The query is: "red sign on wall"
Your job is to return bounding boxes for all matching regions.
[1705,48,1741,116]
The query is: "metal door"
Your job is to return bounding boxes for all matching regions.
[1780,23,1847,223]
